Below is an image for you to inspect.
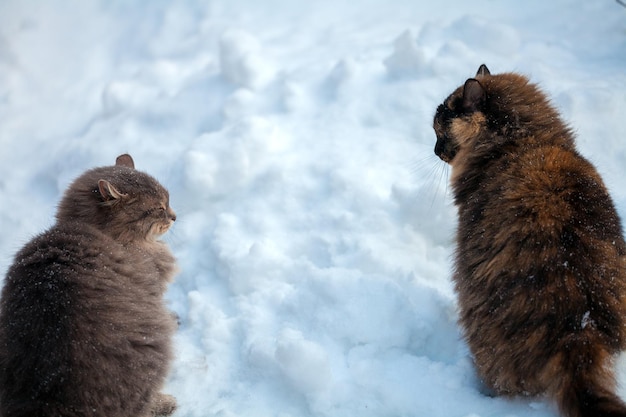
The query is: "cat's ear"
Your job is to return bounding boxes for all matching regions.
[116,154,135,169]
[462,79,486,112]
[98,180,127,202]
[476,64,490,77]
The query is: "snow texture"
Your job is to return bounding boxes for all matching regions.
[1,1,625,416]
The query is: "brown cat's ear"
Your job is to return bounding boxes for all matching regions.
[476,64,490,77]
[462,79,486,112]
[98,180,127,202]
[116,154,135,169]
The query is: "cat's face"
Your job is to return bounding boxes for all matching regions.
[433,96,462,163]
[433,65,490,164]
[57,154,176,242]
[100,179,177,240]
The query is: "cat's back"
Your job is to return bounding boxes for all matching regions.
[0,222,116,354]
[2,220,170,308]
[0,221,176,417]
[453,81,626,337]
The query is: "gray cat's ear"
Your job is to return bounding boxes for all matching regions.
[462,79,486,112]
[98,180,127,201]
[476,64,490,77]
[116,154,135,169]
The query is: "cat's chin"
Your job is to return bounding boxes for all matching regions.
[146,233,168,242]
[149,223,173,238]
[437,154,453,164]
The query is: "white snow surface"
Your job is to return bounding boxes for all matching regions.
[1,1,626,416]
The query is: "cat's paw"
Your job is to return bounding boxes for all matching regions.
[151,393,177,416]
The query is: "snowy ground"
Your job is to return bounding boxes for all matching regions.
[1,1,626,416]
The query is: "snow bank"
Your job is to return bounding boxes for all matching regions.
[1,1,625,416]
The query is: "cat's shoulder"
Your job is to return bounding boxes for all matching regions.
[7,222,122,278]
[18,221,115,255]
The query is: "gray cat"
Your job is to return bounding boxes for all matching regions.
[0,154,178,417]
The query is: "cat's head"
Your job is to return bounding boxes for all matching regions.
[56,154,176,242]
[433,64,491,164]
[433,64,563,165]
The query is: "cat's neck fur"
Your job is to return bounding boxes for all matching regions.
[458,74,572,152]
[449,73,577,196]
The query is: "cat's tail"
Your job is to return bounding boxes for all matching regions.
[556,340,626,417]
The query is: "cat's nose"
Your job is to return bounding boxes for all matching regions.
[168,209,177,222]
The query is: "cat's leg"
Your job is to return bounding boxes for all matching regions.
[150,393,177,416]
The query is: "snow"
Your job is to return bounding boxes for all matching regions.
[1,1,625,416]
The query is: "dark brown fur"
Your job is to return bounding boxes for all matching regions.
[433,65,626,417]
[0,154,178,417]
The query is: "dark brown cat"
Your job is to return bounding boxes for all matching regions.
[433,65,626,417]
[0,154,178,417]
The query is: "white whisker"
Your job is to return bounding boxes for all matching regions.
[407,144,452,211]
